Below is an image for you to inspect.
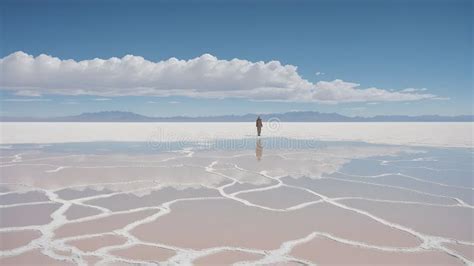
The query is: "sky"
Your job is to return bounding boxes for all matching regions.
[0,0,472,117]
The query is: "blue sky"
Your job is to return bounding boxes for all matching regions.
[0,0,472,117]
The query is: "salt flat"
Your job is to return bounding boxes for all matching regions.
[0,124,473,265]
[1,122,472,147]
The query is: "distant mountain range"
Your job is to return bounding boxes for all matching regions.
[1,111,472,122]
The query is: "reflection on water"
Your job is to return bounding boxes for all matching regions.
[0,140,472,265]
[256,139,263,161]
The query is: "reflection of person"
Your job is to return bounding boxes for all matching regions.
[256,138,263,161]
[256,116,263,136]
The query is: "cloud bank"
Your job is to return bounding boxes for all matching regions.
[0,51,440,103]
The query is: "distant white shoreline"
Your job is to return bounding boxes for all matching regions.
[1,122,473,148]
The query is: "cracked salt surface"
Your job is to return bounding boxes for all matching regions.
[0,135,473,265]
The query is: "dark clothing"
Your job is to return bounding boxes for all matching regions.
[256,118,263,136]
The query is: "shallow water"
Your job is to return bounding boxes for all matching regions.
[0,138,472,265]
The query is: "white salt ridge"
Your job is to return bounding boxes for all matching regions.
[327,176,473,209]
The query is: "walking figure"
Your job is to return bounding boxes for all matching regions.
[256,116,263,136]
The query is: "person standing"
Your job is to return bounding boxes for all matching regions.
[256,116,263,136]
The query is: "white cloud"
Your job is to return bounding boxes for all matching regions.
[346,107,366,111]
[3,98,51,102]
[93,98,111,101]
[401,88,428,92]
[147,101,158,104]
[13,90,42,97]
[315,71,325,76]
[0,51,442,103]
[168,101,180,104]
[432,97,450,100]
